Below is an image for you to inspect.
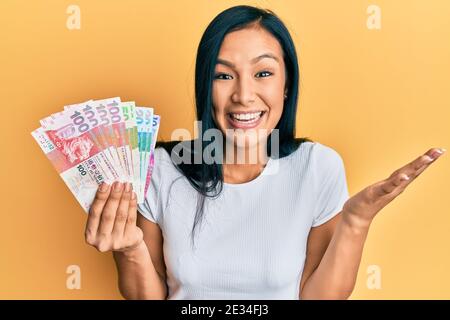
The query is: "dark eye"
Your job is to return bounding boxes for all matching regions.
[214,73,233,80]
[256,71,273,78]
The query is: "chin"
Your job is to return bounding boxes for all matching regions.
[226,129,269,150]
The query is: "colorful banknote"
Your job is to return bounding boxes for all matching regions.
[31,97,160,213]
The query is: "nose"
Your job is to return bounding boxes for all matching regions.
[232,76,256,105]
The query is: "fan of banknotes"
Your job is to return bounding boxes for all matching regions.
[31,97,160,213]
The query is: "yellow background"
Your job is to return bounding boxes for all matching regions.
[1,0,449,299]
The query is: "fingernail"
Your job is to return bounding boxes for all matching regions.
[99,182,109,192]
[125,182,131,192]
[401,174,410,181]
[131,192,137,200]
[432,150,443,159]
[113,181,123,191]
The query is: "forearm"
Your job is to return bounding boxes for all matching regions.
[112,241,167,300]
[300,211,371,300]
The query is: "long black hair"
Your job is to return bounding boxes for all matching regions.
[156,5,312,248]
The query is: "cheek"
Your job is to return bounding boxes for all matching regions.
[211,84,228,126]
[263,87,284,123]
[212,84,226,111]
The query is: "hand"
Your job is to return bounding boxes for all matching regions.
[85,181,144,253]
[342,147,446,229]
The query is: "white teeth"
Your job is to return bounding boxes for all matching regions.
[230,111,263,121]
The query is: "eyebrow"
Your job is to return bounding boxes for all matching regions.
[216,53,279,68]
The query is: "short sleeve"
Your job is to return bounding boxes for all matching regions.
[311,143,350,227]
[137,147,167,225]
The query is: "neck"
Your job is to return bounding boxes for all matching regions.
[222,141,270,184]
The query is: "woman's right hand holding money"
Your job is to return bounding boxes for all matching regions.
[85,182,144,253]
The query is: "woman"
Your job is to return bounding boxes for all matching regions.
[84,5,445,299]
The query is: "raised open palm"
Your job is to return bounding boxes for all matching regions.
[342,147,446,229]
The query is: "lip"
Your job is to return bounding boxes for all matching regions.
[227,110,265,115]
[227,111,266,129]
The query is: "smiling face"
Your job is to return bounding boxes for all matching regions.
[212,24,287,152]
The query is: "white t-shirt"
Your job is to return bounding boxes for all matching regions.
[137,141,350,299]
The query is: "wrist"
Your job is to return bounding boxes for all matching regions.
[114,239,146,256]
[342,209,372,233]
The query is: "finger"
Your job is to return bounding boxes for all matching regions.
[380,159,434,196]
[395,147,446,183]
[123,191,138,237]
[97,181,124,236]
[377,148,446,197]
[111,182,132,240]
[86,183,111,239]
[390,148,445,179]
[376,173,410,196]
[408,158,435,181]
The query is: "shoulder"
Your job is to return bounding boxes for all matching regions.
[154,146,171,163]
[151,147,184,183]
[154,147,178,169]
[285,140,344,164]
[311,142,345,166]
[309,142,347,186]
[286,141,346,178]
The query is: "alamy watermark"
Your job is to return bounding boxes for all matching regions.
[66,5,81,30]
[66,264,81,290]
[367,4,381,30]
[168,121,281,174]
[366,264,382,290]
